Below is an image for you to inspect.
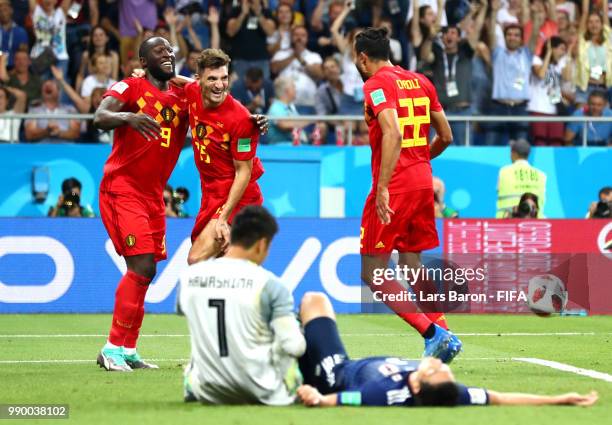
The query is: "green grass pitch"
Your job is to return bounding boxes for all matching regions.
[1,314,611,424]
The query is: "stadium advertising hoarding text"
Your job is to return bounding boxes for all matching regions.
[0,218,610,314]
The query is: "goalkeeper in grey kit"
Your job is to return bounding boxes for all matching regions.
[180,206,305,405]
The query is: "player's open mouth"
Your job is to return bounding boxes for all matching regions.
[161,61,173,71]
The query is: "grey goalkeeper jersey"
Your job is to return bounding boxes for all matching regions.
[179,257,305,405]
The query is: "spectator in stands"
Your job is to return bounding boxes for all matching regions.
[575,0,611,106]
[65,0,99,82]
[555,0,576,22]
[564,89,612,146]
[231,66,274,115]
[409,0,443,77]
[433,176,459,218]
[267,1,293,57]
[226,0,275,80]
[181,6,220,51]
[0,49,42,107]
[82,87,111,142]
[29,0,70,78]
[179,49,200,78]
[0,0,28,68]
[496,0,522,41]
[175,0,217,50]
[120,50,140,80]
[117,0,157,65]
[173,186,190,217]
[98,0,119,48]
[76,25,119,92]
[509,192,540,218]
[330,2,363,115]
[421,2,486,145]
[522,0,558,56]
[48,177,95,217]
[485,1,541,145]
[164,184,178,218]
[496,138,547,218]
[0,84,26,142]
[24,79,80,143]
[267,75,313,144]
[379,0,409,65]
[315,56,343,144]
[308,0,345,58]
[276,0,305,26]
[10,0,29,27]
[379,16,402,64]
[80,54,115,103]
[587,186,612,219]
[528,36,570,145]
[270,25,322,114]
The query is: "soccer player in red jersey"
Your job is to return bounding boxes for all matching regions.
[180,49,265,264]
[353,28,461,362]
[93,37,190,371]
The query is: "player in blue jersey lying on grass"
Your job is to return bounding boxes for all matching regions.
[296,292,598,408]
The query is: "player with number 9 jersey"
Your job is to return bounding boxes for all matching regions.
[361,65,443,254]
[99,76,189,261]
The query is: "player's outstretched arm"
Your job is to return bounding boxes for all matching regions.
[487,390,598,406]
[93,96,161,141]
[430,109,453,156]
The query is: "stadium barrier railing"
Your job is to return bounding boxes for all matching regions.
[1,113,610,146]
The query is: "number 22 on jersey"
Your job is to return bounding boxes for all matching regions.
[397,96,430,148]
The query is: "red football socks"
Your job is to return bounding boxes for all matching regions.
[368,277,433,336]
[425,313,448,330]
[108,271,151,347]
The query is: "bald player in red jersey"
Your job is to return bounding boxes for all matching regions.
[93,37,189,371]
[354,28,461,363]
[179,49,265,265]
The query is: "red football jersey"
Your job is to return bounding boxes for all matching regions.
[101,77,189,198]
[363,66,442,195]
[185,81,263,194]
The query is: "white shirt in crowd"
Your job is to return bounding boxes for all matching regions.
[0,112,21,143]
[527,55,568,115]
[271,48,322,107]
[80,76,117,98]
[180,257,305,405]
[31,5,68,61]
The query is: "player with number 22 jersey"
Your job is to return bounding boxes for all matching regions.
[361,66,442,254]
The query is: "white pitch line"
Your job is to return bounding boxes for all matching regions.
[0,332,603,338]
[0,358,189,364]
[514,357,612,383]
[0,357,506,365]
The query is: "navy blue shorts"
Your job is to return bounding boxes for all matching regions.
[298,317,349,394]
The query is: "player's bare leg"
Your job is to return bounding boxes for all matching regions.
[299,292,336,326]
[98,254,158,371]
[397,252,462,362]
[187,219,225,265]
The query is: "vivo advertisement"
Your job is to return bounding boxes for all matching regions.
[1,218,610,314]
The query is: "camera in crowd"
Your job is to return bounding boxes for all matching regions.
[591,201,612,219]
[164,185,190,217]
[61,190,81,215]
[511,193,539,219]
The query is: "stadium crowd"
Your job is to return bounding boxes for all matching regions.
[0,0,611,145]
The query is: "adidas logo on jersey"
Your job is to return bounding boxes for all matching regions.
[375,241,385,249]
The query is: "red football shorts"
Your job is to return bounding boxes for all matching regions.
[191,181,263,241]
[360,188,439,255]
[99,190,167,262]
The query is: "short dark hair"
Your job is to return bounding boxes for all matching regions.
[245,67,264,82]
[354,27,391,61]
[230,206,278,249]
[588,89,608,103]
[197,48,231,73]
[61,178,82,194]
[138,36,166,59]
[441,25,460,35]
[413,382,460,407]
[599,186,612,199]
[503,23,524,39]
